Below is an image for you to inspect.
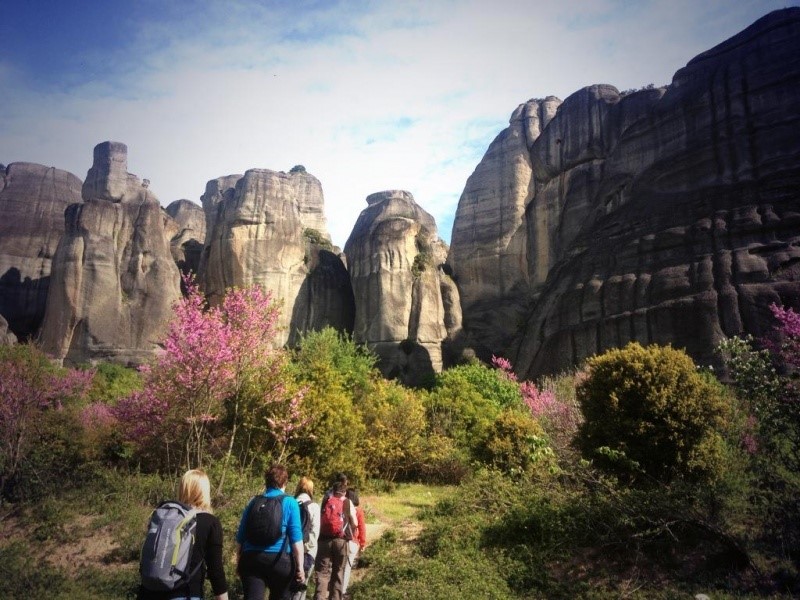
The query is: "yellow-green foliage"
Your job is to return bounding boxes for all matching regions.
[476,408,553,475]
[361,378,428,481]
[424,362,521,452]
[576,342,731,484]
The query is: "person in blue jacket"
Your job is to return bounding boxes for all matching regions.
[237,464,306,600]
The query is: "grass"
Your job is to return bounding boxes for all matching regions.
[360,483,454,524]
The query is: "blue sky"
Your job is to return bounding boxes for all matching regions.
[1,0,796,246]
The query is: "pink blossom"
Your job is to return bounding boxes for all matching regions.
[491,355,518,381]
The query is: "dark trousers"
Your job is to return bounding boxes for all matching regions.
[239,551,294,600]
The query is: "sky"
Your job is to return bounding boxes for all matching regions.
[1,0,797,247]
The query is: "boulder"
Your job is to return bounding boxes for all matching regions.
[449,8,800,376]
[200,167,351,345]
[0,162,83,340]
[39,142,182,365]
[345,190,461,384]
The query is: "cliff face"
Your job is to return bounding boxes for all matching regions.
[200,168,352,345]
[39,142,181,365]
[165,199,206,277]
[345,190,461,384]
[447,98,561,357]
[449,8,800,376]
[0,163,83,340]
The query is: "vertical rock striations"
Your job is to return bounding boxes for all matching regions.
[448,8,800,376]
[0,163,83,340]
[345,190,461,384]
[200,167,352,345]
[165,199,206,277]
[39,142,181,365]
[447,97,561,358]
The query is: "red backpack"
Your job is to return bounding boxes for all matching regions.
[320,494,352,539]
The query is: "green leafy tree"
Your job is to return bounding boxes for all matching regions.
[576,342,731,484]
[290,328,373,481]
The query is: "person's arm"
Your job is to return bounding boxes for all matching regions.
[206,517,230,600]
[356,507,367,549]
[286,497,306,582]
[309,502,321,553]
[292,540,305,582]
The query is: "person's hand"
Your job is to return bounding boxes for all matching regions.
[295,567,305,582]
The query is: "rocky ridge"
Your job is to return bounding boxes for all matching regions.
[448,8,800,376]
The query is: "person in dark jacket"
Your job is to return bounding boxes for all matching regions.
[138,469,229,600]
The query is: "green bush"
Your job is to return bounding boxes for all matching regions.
[576,342,731,484]
[475,408,553,476]
[85,362,142,404]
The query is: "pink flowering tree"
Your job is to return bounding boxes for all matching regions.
[115,276,307,479]
[491,355,582,451]
[0,343,93,497]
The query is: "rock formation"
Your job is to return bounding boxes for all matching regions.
[165,199,206,277]
[448,8,800,377]
[39,142,181,365]
[448,98,561,357]
[0,163,83,340]
[345,190,461,384]
[0,315,17,345]
[200,167,352,345]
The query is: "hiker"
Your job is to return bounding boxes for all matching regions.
[341,488,367,597]
[313,480,357,600]
[320,472,348,506]
[291,476,321,600]
[137,469,229,600]
[236,464,306,600]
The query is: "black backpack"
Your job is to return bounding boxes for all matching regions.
[297,499,312,544]
[244,494,285,547]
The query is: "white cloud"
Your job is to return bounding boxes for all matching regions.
[1,0,796,245]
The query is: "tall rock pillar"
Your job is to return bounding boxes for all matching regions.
[40,142,181,365]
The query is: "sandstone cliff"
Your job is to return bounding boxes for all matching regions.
[165,199,206,277]
[39,142,181,365]
[0,163,83,340]
[200,168,351,345]
[448,8,800,377]
[345,190,461,384]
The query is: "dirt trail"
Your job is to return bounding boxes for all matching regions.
[350,493,425,584]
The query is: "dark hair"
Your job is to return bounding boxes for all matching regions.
[346,487,360,506]
[332,472,348,486]
[332,481,347,495]
[265,464,289,489]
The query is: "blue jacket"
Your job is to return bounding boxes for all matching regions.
[236,487,303,553]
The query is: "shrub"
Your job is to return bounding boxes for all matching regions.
[0,343,93,500]
[302,228,332,250]
[360,379,429,481]
[475,408,553,476]
[576,342,731,484]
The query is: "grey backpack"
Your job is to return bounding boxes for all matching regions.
[140,500,200,591]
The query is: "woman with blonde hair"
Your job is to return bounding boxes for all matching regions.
[138,469,229,600]
[292,477,321,600]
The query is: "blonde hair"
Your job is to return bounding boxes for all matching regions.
[179,469,212,512]
[295,476,315,498]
